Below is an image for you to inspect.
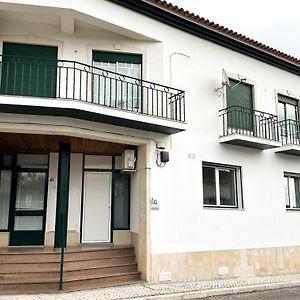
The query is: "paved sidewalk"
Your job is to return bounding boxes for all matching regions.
[2,274,300,300]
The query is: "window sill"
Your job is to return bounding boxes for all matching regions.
[286,208,300,212]
[203,205,244,211]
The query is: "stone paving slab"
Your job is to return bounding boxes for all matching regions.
[1,274,300,300]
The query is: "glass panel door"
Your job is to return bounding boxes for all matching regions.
[279,96,299,144]
[10,172,47,246]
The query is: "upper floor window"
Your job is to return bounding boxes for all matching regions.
[285,172,300,209]
[0,42,58,98]
[278,94,299,144]
[226,79,254,132]
[278,94,299,122]
[92,51,142,110]
[202,162,243,209]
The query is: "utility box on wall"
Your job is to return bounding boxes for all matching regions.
[121,149,136,171]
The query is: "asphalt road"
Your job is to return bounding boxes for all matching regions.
[206,287,300,299]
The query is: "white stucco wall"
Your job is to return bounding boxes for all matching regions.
[68,153,83,232]
[1,0,300,256]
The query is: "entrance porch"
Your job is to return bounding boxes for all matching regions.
[0,131,150,291]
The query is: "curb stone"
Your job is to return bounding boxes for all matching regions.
[131,280,300,300]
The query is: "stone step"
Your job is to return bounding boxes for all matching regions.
[0,282,59,294]
[0,262,60,273]
[0,272,59,284]
[64,247,134,261]
[64,255,136,270]
[0,263,138,283]
[63,272,141,292]
[0,252,60,263]
[64,263,138,279]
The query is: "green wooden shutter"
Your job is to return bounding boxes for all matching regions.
[226,79,253,131]
[92,51,142,64]
[278,94,298,106]
[1,43,58,97]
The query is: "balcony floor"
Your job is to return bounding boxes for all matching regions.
[0,95,186,135]
[274,145,300,156]
[219,134,282,150]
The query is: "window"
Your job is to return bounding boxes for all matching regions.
[1,42,57,98]
[226,78,253,132]
[92,51,142,110]
[202,162,242,208]
[284,173,300,209]
[278,95,299,122]
[113,172,130,230]
[278,94,299,144]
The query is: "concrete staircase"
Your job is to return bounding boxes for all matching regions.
[0,246,140,294]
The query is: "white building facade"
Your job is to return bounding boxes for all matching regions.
[0,0,300,288]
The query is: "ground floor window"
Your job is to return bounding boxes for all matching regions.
[285,173,300,209]
[113,172,130,230]
[202,162,243,208]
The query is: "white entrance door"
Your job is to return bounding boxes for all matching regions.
[82,172,112,243]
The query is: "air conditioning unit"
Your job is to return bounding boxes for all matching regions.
[121,149,136,171]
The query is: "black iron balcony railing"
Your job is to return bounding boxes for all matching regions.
[278,119,300,146]
[219,106,280,141]
[0,55,185,122]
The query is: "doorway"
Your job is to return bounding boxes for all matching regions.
[82,172,112,243]
[0,154,49,246]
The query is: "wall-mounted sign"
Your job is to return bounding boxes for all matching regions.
[151,198,159,210]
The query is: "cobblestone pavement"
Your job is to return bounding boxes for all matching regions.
[1,274,300,300]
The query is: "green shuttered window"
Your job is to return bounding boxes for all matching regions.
[226,79,253,131]
[1,42,58,97]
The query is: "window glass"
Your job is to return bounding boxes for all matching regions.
[17,154,48,169]
[0,170,12,230]
[286,103,298,121]
[203,166,216,205]
[14,216,43,231]
[15,172,46,211]
[219,169,236,206]
[284,177,290,208]
[113,172,130,229]
[289,177,296,208]
[278,102,285,122]
[2,154,13,168]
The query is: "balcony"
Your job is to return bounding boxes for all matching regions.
[219,106,281,150]
[275,119,300,156]
[0,55,186,134]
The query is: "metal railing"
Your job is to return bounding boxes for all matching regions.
[0,55,185,122]
[219,106,280,141]
[278,119,300,146]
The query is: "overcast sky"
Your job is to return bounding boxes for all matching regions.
[170,0,300,59]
